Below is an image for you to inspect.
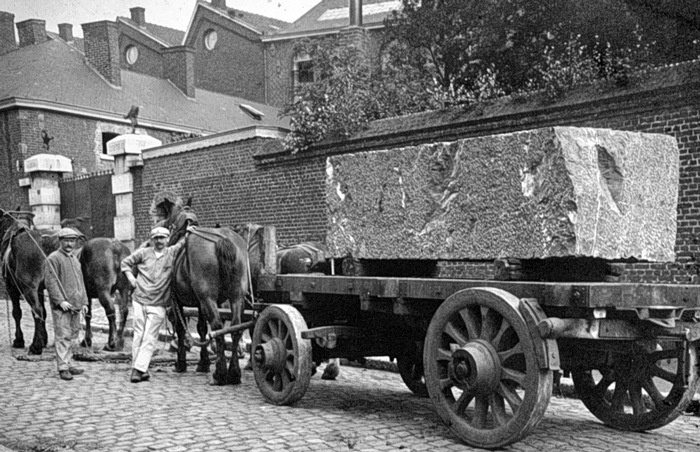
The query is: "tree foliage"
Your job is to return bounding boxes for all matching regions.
[281,0,700,153]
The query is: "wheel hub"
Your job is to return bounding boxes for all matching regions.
[450,339,501,392]
[254,337,287,371]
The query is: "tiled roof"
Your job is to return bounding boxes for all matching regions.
[274,0,400,37]
[46,32,84,53]
[219,6,290,34]
[118,17,186,46]
[0,39,288,134]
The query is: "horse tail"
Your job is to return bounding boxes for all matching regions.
[215,237,239,294]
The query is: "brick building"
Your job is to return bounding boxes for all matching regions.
[0,10,288,217]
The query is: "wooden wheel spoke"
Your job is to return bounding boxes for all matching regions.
[610,381,628,412]
[439,377,455,392]
[453,390,474,415]
[480,307,502,341]
[261,332,272,342]
[459,308,480,340]
[648,348,680,362]
[651,365,678,383]
[269,320,280,338]
[492,323,513,351]
[628,381,647,415]
[497,342,522,363]
[501,367,526,387]
[642,377,665,408]
[592,374,614,398]
[473,394,489,429]
[497,382,522,413]
[444,320,470,346]
[490,393,509,426]
[436,347,453,363]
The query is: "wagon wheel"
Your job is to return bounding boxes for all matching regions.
[571,339,699,431]
[251,305,313,405]
[424,288,552,449]
[397,341,429,398]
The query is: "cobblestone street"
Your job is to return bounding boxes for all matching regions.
[1,299,699,452]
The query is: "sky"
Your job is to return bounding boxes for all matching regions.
[0,0,323,37]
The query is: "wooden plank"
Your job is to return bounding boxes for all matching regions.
[258,274,700,309]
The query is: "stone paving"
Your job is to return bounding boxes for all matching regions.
[1,298,700,452]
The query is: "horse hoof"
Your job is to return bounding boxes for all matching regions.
[173,365,187,373]
[28,346,43,355]
[12,340,25,349]
[209,376,225,386]
[322,365,340,380]
[196,365,210,373]
[102,344,116,352]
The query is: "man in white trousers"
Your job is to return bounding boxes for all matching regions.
[121,226,190,383]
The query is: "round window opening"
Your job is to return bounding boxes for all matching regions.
[204,30,218,50]
[125,45,139,65]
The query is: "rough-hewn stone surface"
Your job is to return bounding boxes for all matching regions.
[326,127,679,262]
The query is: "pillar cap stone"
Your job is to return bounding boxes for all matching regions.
[107,134,162,156]
[24,154,72,174]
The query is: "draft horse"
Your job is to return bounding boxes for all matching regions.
[79,238,132,351]
[0,208,48,354]
[169,207,250,385]
[237,223,340,380]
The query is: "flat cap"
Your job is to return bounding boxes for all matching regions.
[150,226,170,238]
[58,227,80,239]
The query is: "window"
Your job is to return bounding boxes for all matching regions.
[102,132,119,155]
[125,45,139,65]
[293,57,315,87]
[204,30,218,50]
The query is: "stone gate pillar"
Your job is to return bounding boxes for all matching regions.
[108,134,162,251]
[22,154,73,230]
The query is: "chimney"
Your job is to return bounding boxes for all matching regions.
[130,7,145,26]
[16,19,47,47]
[349,0,363,27]
[211,0,226,8]
[58,23,73,42]
[0,12,17,54]
[164,46,195,98]
[82,21,121,86]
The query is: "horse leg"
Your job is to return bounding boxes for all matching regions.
[7,282,25,349]
[37,288,48,348]
[322,358,341,380]
[98,289,119,351]
[195,315,210,373]
[26,289,44,355]
[171,298,188,373]
[81,298,94,349]
[227,330,242,385]
[115,289,129,351]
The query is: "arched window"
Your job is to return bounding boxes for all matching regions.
[125,45,139,65]
[204,29,218,50]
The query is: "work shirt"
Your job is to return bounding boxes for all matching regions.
[45,248,88,310]
[121,240,185,307]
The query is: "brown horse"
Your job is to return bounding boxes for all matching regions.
[237,223,340,380]
[1,208,48,354]
[79,238,132,351]
[169,207,250,385]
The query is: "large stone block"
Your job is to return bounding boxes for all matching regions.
[326,127,679,262]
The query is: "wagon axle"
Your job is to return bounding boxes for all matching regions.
[450,340,501,393]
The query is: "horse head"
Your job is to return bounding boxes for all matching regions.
[168,206,199,246]
[0,208,35,236]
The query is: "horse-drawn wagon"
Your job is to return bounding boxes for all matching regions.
[241,127,700,449]
[168,126,700,449]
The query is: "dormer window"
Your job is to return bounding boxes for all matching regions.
[125,45,139,65]
[204,30,218,51]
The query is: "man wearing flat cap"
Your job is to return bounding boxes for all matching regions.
[121,225,192,383]
[44,227,88,381]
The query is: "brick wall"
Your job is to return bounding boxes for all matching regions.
[263,29,386,108]
[118,31,164,79]
[133,63,700,285]
[189,10,266,103]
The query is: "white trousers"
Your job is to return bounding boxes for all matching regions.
[131,302,166,372]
